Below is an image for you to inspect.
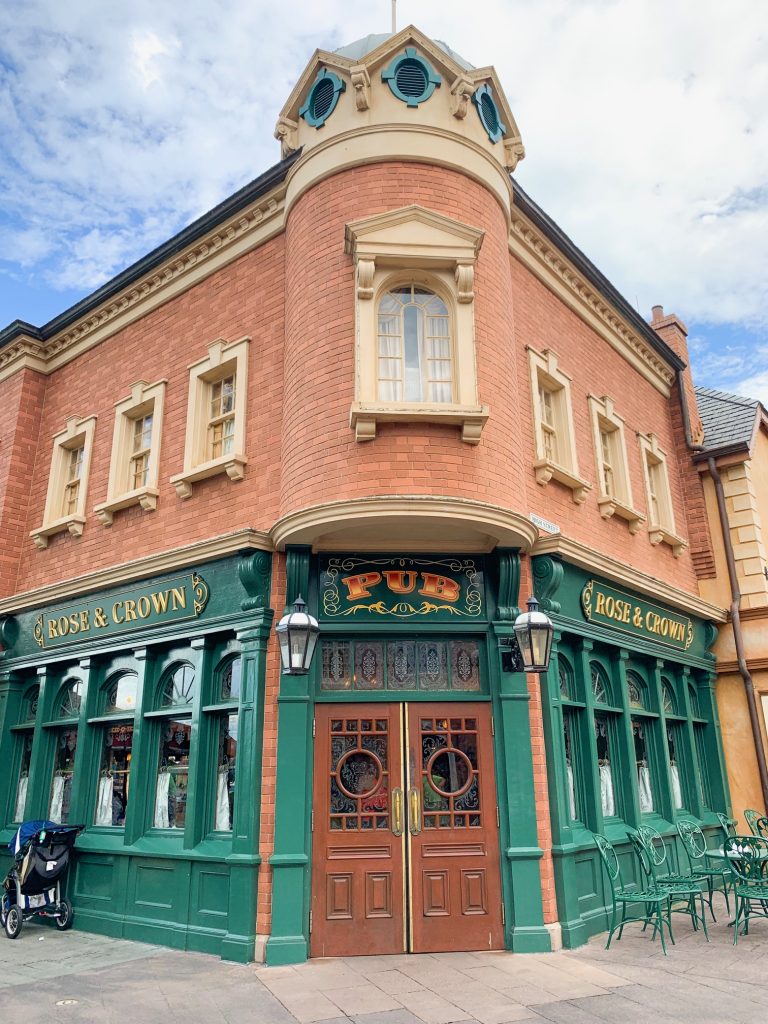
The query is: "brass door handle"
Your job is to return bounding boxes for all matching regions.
[392,788,404,836]
[408,786,422,835]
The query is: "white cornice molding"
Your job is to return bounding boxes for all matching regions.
[510,212,675,396]
[532,533,726,622]
[0,529,272,614]
[271,495,539,553]
[0,186,287,384]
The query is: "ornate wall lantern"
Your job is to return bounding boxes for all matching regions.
[275,596,320,675]
[499,597,554,674]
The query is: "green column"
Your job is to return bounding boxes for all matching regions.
[680,667,705,819]
[491,549,550,953]
[0,669,24,828]
[221,606,273,963]
[25,666,50,818]
[266,546,314,966]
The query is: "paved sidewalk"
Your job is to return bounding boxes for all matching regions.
[2,897,768,1023]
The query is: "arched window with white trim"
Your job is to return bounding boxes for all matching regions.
[377,286,453,402]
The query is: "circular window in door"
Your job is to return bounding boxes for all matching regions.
[337,750,382,798]
[427,748,473,797]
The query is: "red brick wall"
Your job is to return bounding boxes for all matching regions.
[0,368,46,598]
[11,236,285,594]
[280,162,525,518]
[510,256,702,593]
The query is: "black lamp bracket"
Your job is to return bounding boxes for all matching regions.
[498,636,525,674]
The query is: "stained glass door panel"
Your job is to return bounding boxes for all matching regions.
[311,704,406,957]
[407,703,504,953]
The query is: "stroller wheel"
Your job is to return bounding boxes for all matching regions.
[5,906,23,939]
[55,899,74,931]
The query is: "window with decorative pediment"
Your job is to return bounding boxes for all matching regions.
[31,415,96,549]
[345,205,488,444]
[638,433,686,556]
[529,348,590,504]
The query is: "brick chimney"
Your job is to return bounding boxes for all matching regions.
[650,304,704,445]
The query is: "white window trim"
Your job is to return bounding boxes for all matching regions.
[528,347,591,503]
[94,379,167,525]
[31,414,97,549]
[588,394,644,533]
[170,337,249,499]
[637,432,687,557]
[345,205,488,445]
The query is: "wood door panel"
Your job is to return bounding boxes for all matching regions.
[408,703,504,952]
[311,704,405,957]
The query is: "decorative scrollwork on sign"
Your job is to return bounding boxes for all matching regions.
[33,615,45,649]
[581,579,594,621]
[685,620,694,652]
[192,573,210,616]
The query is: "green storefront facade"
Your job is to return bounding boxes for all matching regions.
[0,546,729,961]
[0,551,273,962]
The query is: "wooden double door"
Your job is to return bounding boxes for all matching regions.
[310,702,504,957]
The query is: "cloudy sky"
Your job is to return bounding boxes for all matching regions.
[0,1,766,400]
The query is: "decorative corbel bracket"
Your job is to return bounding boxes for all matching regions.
[357,258,375,299]
[274,116,299,159]
[350,65,371,111]
[455,262,475,303]
[449,75,474,119]
[504,135,526,171]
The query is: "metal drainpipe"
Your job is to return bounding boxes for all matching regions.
[676,368,768,809]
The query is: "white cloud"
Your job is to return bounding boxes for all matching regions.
[0,0,765,368]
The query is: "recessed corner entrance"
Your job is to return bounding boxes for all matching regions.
[310,702,504,957]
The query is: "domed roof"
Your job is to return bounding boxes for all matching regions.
[335,33,475,72]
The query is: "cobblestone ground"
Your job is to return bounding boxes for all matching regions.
[2,896,768,1024]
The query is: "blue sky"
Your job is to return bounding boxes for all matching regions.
[1,1,766,401]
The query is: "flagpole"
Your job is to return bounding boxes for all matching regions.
[391,0,396,33]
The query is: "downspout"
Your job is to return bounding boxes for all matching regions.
[676,369,768,809]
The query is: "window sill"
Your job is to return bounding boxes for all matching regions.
[94,487,160,525]
[648,525,688,558]
[170,454,247,499]
[30,515,86,550]
[349,402,489,444]
[597,496,646,534]
[533,459,592,504]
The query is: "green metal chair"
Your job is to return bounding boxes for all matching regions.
[630,826,709,941]
[744,809,762,835]
[754,816,768,838]
[676,818,731,919]
[593,833,673,955]
[725,835,768,944]
[716,812,737,842]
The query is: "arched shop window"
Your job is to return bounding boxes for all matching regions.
[559,655,583,823]
[11,685,39,823]
[662,676,685,811]
[591,663,619,819]
[627,669,656,814]
[689,680,713,808]
[151,663,195,830]
[95,672,138,828]
[48,678,82,824]
[207,655,241,832]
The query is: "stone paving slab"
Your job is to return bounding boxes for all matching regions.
[2,892,768,1023]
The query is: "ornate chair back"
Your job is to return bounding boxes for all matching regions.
[594,833,625,896]
[677,818,707,871]
[744,809,762,835]
[629,827,661,888]
[716,812,737,841]
[754,816,768,839]
[724,835,768,883]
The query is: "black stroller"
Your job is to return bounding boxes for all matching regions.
[1,820,83,939]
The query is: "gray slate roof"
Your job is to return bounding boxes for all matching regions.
[335,34,475,71]
[695,385,760,451]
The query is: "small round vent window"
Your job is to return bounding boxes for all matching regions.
[382,47,441,107]
[299,69,345,128]
[472,84,506,143]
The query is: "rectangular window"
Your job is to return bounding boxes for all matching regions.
[96,724,133,827]
[62,446,84,518]
[153,719,191,830]
[208,375,236,460]
[563,710,579,821]
[320,639,481,692]
[214,714,238,831]
[49,728,77,824]
[130,414,153,490]
[538,385,559,463]
[13,734,34,823]
[529,349,589,502]
[595,712,617,818]
[600,428,616,497]
[376,287,453,404]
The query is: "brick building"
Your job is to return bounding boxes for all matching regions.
[0,27,729,962]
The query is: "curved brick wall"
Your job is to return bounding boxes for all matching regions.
[280,162,525,519]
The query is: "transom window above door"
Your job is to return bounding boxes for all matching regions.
[377,286,453,403]
[320,638,481,692]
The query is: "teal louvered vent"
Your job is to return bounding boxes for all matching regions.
[382,47,441,107]
[299,69,345,128]
[472,84,506,143]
